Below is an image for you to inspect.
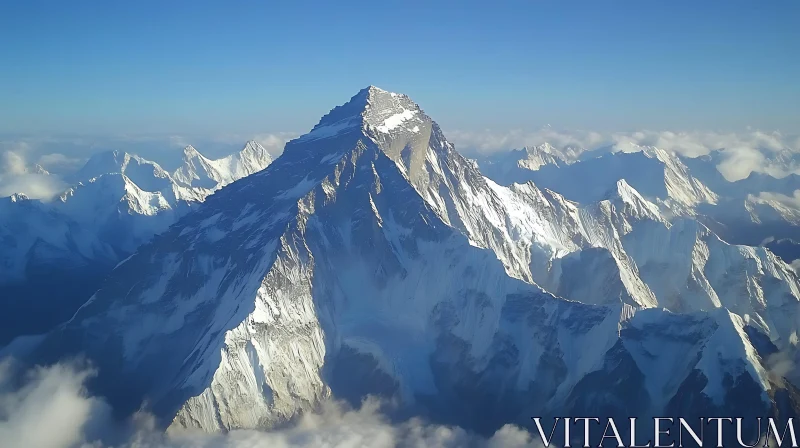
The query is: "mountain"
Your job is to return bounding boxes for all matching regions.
[18,87,800,442]
[172,141,274,189]
[674,155,800,260]
[482,143,800,268]
[480,176,800,327]
[0,142,273,345]
[68,150,174,192]
[480,145,718,211]
[31,164,50,175]
[476,143,575,182]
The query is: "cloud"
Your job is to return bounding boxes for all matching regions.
[0,132,300,183]
[36,153,85,174]
[0,359,110,448]
[0,149,67,200]
[168,135,192,149]
[446,128,607,155]
[757,190,800,210]
[447,128,800,181]
[765,350,796,381]
[0,132,300,197]
[791,259,800,274]
[252,132,298,157]
[716,146,768,181]
[0,361,537,448]
[1,150,27,175]
[485,424,536,448]
[0,174,67,200]
[6,127,797,186]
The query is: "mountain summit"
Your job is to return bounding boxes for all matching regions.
[19,87,800,440]
[172,140,273,189]
[301,86,422,138]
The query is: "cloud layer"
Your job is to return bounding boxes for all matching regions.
[2,127,799,198]
[0,360,110,448]
[0,360,537,448]
[0,149,67,200]
[448,128,800,181]
[757,190,800,210]
[0,133,298,200]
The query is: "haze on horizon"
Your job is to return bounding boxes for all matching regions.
[1,1,800,198]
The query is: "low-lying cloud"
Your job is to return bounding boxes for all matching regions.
[37,153,86,174]
[0,149,67,200]
[0,360,537,448]
[2,149,28,175]
[448,128,800,181]
[0,173,67,200]
[446,128,608,155]
[2,127,798,196]
[252,132,299,157]
[0,132,299,199]
[757,190,800,210]
[0,359,110,448]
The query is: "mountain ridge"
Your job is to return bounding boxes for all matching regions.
[0,141,274,345]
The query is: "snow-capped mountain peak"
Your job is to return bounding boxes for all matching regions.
[235,140,274,174]
[362,86,423,134]
[31,164,49,175]
[475,143,578,183]
[296,86,423,146]
[517,143,567,170]
[8,192,30,202]
[172,141,273,189]
[602,179,664,221]
[182,144,202,159]
[70,150,173,191]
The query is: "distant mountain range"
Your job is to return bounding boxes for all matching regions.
[0,141,273,344]
[477,142,800,265]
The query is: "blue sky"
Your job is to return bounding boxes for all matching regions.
[1,0,799,137]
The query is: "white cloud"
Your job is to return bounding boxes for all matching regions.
[0,132,299,192]
[447,128,800,181]
[4,127,796,187]
[791,259,800,274]
[0,174,67,200]
[252,132,298,157]
[716,146,768,181]
[195,132,298,157]
[36,153,85,174]
[1,150,27,175]
[446,128,607,155]
[0,361,537,448]
[168,135,192,149]
[757,190,800,210]
[0,359,109,448]
[485,424,536,448]
[0,149,67,200]
[765,350,796,381]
